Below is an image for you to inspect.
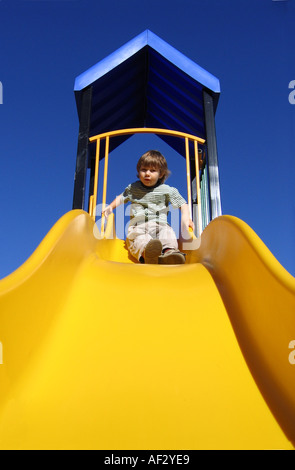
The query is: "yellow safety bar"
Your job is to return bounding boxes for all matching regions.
[89,128,205,237]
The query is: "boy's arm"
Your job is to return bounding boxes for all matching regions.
[181,203,194,231]
[102,195,123,217]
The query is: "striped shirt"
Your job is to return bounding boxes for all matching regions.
[120,180,187,226]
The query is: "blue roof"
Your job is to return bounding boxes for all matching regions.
[74,30,220,158]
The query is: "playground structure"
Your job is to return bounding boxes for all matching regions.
[0,30,294,450]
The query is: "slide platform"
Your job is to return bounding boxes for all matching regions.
[0,210,294,449]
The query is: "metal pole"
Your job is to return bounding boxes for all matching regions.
[203,90,222,219]
[73,86,93,210]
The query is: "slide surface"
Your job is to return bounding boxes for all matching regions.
[0,210,294,450]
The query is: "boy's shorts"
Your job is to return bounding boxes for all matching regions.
[126,220,178,261]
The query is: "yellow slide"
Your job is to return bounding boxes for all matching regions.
[0,210,294,450]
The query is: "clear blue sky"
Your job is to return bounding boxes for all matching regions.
[0,0,294,278]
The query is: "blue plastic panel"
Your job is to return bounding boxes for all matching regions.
[74,30,220,159]
[74,30,220,94]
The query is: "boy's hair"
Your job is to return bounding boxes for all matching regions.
[137,150,170,183]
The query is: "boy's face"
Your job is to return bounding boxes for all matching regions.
[139,166,161,187]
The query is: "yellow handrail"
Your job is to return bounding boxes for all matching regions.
[89,128,206,237]
[101,136,109,236]
[91,137,100,218]
[89,127,205,144]
[194,140,202,236]
[185,137,192,220]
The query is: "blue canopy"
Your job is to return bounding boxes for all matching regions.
[74,30,220,158]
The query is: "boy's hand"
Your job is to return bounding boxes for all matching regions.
[102,205,113,218]
[181,204,195,235]
[188,218,195,232]
[184,218,195,233]
[181,217,195,239]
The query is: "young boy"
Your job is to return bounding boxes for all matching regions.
[103,150,194,264]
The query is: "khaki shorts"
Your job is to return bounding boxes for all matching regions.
[126,220,178,261]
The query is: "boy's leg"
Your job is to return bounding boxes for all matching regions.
[156,223,178,251]
[156,223,186,264]
[126,222,163,264]
[126,221,184,264]
[126,224,152,261]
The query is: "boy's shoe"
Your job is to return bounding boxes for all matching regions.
[144,239,163,264]
[158,248,186,265]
